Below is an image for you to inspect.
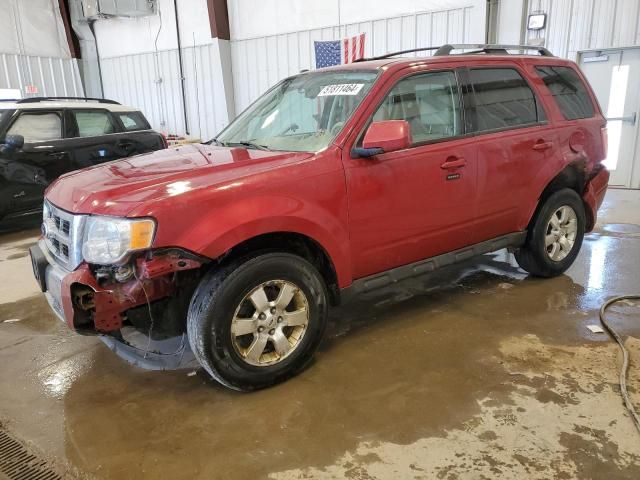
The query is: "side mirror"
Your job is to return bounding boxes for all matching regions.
[352,120,412,158]
[3,134,25,151]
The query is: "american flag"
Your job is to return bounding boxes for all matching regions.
[314,33,366,68]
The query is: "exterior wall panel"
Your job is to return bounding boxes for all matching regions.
[614,0,640,46]
[0,53,83,98]
[527,0,640,59]
[230,5,480,113]
[100,43,231,141]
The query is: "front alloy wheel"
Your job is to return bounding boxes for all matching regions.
[187,253,328,391]
[231,280,309,366]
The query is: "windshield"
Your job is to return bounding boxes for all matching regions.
[216,70,378,152]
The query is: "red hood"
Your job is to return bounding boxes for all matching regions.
[45,144,313,216]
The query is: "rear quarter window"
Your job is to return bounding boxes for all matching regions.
[118,112,150,131]
[535,66,595,120]
[468,68,543,132]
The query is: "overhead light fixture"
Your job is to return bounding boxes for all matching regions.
[527,13,547,31]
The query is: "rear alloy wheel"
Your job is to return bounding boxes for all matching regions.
[515,188,586,277]
[544,205,578,262]
[187,253,328,391]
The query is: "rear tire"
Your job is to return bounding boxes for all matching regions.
[187,253,328,391]
[515,188,586,277]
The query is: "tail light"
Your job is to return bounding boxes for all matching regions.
[160,133,169,149]
[601,126,608,159]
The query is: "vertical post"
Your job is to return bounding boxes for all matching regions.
[485,0,499,44]
[520,0,530,45]
[174,0,190,135]
[57,0,80,58]
[207,0,236,130]
[88,19,105,98]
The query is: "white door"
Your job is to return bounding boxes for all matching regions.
[578,48,640,188]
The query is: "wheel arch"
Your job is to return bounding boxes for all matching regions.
[208,230,344,306]
[522,161,587,231]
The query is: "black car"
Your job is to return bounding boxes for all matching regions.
[0,97,167,220]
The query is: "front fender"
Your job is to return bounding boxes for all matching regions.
[152,193,352,288]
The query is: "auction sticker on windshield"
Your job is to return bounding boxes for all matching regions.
[317,84,365,96]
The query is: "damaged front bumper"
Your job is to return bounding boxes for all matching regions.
[29,239,204,370]
[30,240,71,325]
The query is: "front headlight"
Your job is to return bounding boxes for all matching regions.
[82,216,156,265]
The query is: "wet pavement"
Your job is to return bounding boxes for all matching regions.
[1,191,639,479]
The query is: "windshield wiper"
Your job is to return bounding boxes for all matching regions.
[227,140,271,151]
[205,138,226,146]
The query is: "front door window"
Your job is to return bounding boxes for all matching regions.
[371,71,462,144]
[7,112,62,143]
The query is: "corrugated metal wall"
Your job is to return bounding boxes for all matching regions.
[230,5,476,112]
[0,53,83,97]
[528,0,640,59]
[101,43,229,141]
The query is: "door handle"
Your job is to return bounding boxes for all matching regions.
[440,156,466,169]
[117,141,133,148]
[532,140,553,151]
[606,112,637,125]
[47,152,66,159]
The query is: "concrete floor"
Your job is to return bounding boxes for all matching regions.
[1,190,639,479]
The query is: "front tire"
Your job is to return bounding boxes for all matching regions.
[515,188,586,277]
[187,253,328,391]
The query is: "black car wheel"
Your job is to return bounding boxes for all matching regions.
[515,188,586,277]
[187,253,329,391]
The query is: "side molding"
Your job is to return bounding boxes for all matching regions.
[342,231,527,299]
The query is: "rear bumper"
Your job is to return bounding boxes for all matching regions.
[582,166,610,231]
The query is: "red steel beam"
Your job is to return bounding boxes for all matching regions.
[207,0,230,40]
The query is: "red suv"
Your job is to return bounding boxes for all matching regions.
[30,44,609,391]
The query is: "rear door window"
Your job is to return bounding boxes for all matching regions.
[468,68,543,132]
[372,71,462,144]
[118,111,150,131]
[7,111,63,143]
[72,110,116,137]
[535,66,595,120]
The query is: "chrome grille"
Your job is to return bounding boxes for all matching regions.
[42,201,85,271]
[54,216,70,235]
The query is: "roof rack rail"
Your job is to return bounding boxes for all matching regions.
[16,96,121,105]
[434,44,554,57]
[354,47,440,62]
[355,43,554,62]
